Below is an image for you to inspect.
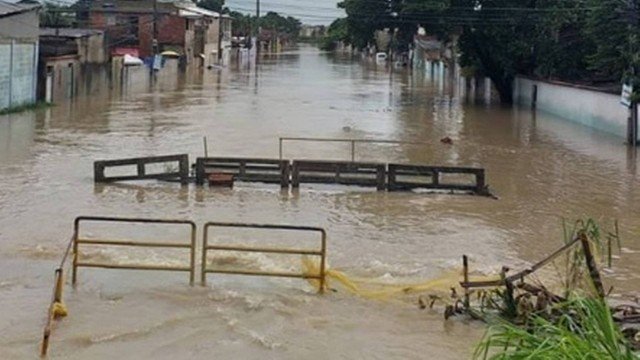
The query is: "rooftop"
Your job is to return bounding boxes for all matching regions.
[0,0,40,18]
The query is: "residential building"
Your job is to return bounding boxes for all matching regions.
[38,28,107,103]
[87,0,231,65]
[0,0,40,111]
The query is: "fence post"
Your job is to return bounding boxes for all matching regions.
[376,164,386,191]
[291,161,300,188]
[475,169,485,194]
[179,155,189,185]
[93,162,105,182]
[350,140,355,162]
[387,164,396,191]
[195,158,205,185]
[580,233,605,298]
[280,160,290,188]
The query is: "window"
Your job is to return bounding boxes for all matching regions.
[106,14,116,26]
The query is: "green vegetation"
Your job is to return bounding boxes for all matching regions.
[229,11,301,39]
[333,0,640,103]
[444,219,638,359]
[40,2,75,28]
[475,297,638,360]
[0,102,52,116]
[321,18,348,51]
[196,0,224,13]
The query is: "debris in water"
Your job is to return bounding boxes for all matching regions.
[440,137,453,145]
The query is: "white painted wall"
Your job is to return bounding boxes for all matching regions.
[514,76,632,139]
[0,41,38,111]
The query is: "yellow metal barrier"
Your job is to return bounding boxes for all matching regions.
[201,222,327,293]
[72,216,198,286]
[41,236,73,357]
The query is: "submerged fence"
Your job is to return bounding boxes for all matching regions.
[41,217,328,357]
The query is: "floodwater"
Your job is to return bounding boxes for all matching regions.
[1,45,639,359]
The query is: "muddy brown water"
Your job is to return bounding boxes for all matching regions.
[1,45,639,359]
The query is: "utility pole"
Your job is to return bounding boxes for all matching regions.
[153,0,158,53]
[625,0,639,146]
[255,0,260,64]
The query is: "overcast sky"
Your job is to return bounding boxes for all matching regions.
[226,0,345,25]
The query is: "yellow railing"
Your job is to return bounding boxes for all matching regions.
[41,236,73,357]
[201,222,327,293]
[41,217,326,357]
[71,216,197,286]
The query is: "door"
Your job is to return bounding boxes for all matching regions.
[45,66,53,103]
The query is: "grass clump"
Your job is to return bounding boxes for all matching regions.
[474,297,638,360]
[0,101,52,115]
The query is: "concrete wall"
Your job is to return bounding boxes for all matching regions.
[0,42,38,111]
[514,76,632,139]
[0,10,39,111]
[0,11,39,40]
[76,34,106,63]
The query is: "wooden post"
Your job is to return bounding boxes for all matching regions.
[93,162,105,182]
[291,161,300,188]
[179,155,189,185]
[376,165,386,191]
[463,255,469,309]
[280,161,290,188]
[580,233,605,298]
[350,140,355,162]
[387,164,396,191]
[195,158,205,186]
[475,170,485,194]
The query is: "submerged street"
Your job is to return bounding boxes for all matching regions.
[1,45,640,359]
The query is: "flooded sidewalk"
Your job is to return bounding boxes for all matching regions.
[1,45,640,359]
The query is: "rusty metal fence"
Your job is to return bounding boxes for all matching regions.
[201,222,327,293]
[72,216,198,286]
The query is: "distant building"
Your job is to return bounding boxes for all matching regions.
[87,0,231,65]
[0,0,41,111]
[299,25,325,39]
[38,28,107,103]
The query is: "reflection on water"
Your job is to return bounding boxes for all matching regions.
[1,45,639,359]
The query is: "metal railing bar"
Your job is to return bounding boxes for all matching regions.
[76,239,192,248]
[75,262,192,272]
[204,222,325,234]
[279,137,426,145]
[206,244,322,256]
[205,269,323,279]
[75,216,196,226]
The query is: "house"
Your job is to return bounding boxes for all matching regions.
[38,28,107,102]
[299,25,325,40]
[87,0,231,65]
[0,0,41,111]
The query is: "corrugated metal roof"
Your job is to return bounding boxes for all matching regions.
[0,0,40,17]
[40,27,104,38]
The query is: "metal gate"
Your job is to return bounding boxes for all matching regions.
[72,216,197,286]
[201,222,327,293]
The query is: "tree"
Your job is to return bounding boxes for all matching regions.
[585,0,639,84]
[338,0,392,49]
[321,18,349,50]
[259,12,302,38]
[229,11,252,37]
[196,0,224,13]
[40,2,75,28]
